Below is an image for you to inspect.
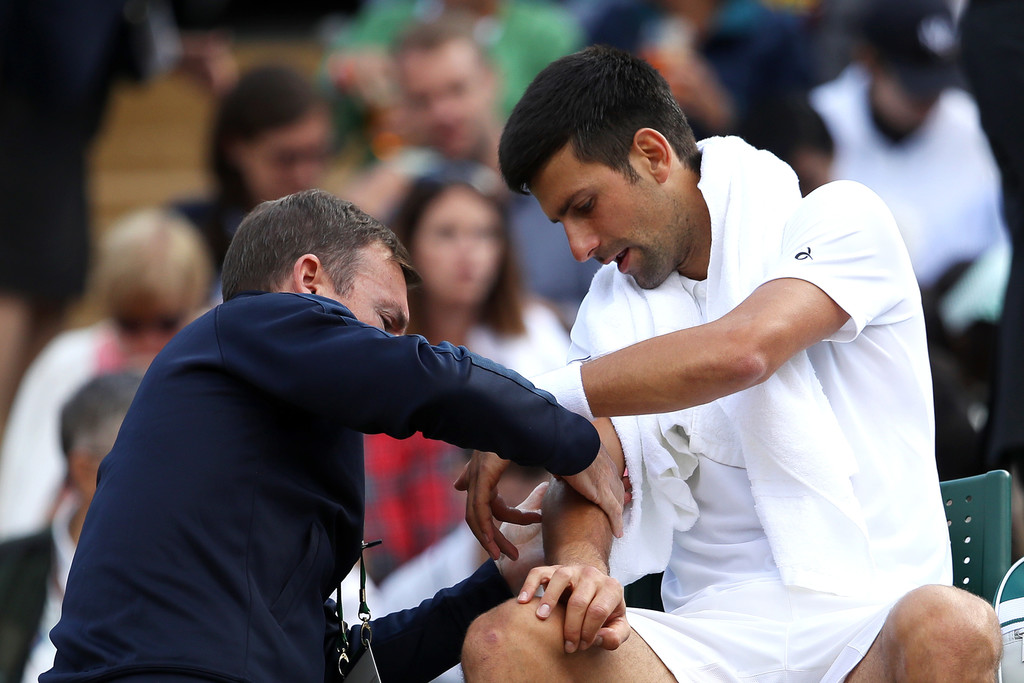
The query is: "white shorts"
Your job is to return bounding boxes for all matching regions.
[626,579,894,683]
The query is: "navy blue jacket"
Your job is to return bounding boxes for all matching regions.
[43,292,599,682]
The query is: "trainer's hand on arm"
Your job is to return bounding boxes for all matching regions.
[455,451,542,561]
[455,435,624,561]
[560,440,624,540]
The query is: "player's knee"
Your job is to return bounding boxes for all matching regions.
[947,589,1001,673]
[462,598,551,677]
[891,585,1000,677]
[462,604,512,674]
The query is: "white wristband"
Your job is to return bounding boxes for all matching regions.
[529,361,594,421]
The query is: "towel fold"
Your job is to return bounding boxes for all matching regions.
[565,136,876,595]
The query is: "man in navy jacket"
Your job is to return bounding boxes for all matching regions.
[42,189,623,682]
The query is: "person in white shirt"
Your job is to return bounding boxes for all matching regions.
[810,0,1006,292]
[456,45,1000,683]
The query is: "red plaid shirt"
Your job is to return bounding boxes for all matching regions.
[362,432,466,582]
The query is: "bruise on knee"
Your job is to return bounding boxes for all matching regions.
[465,598,569,663]
[463,598,585,681]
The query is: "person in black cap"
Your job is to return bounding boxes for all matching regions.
[858,0,963,102]
[810,0,1007,488]
[810,0,1006,290]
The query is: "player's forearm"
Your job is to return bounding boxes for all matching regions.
[582,319,766,418]
[541,478,613,574]
[580,278,850,418]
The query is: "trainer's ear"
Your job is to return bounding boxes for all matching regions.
[632,128,674,183]
[286,254,324,294]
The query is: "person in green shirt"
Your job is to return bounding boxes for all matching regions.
[320,0,582,163]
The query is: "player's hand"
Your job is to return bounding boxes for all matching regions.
[518,564,630,653]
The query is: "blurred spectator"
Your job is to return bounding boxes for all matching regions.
[810,0,1006,293]
[340,16,598,324]
[321,0,583,162]
[804,0,867,84]
[934,241,1009,434]
[360,434,464,583]
[362,173,570,581]
[581,0,815,139]
[961,0,1024,554]
[174,64,333,291]
[340,16,502,217]
[390,174,570,376]
[0,209,213,541]
[0,372,141,683]
[0,0,233,438]
[739,92,835,196]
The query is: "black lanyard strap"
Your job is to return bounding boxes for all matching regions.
[337,539,382,676]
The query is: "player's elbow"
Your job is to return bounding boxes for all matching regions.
[717,315,790,391]
[723,343,773,391]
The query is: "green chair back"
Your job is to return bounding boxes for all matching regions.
[941,469,1012,604]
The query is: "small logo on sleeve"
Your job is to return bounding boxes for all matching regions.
[795,247,812,260]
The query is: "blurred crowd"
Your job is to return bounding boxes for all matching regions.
[0,0,1018,681]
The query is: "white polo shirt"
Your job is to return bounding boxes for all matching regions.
[628,180,951,683]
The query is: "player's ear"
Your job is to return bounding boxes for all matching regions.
[632,128,673,183]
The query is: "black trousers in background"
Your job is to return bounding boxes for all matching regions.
[960,0,1024,466]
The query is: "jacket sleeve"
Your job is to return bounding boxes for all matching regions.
[214,294,599,476]
[324,561,510,683]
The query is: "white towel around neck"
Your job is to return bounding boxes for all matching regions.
[569,136,875,595]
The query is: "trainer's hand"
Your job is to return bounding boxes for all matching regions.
[455,451,542,561]
[561,442,625,539]
[518,564,629,653]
